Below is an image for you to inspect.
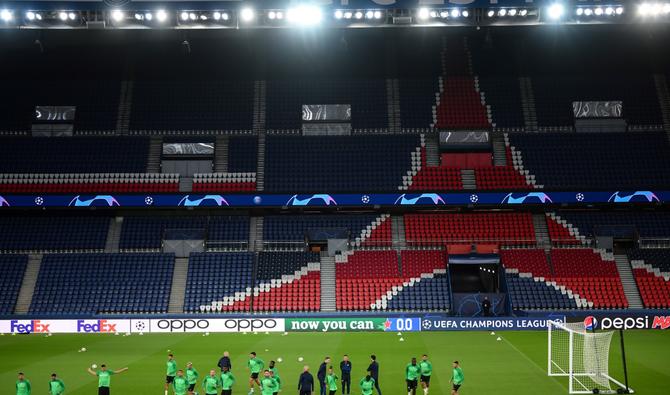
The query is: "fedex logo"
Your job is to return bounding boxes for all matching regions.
[10,320,50,334]
[77,320,117,333]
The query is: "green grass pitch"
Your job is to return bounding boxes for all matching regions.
[1,330,669,394]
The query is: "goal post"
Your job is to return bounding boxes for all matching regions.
[548,321,633,394]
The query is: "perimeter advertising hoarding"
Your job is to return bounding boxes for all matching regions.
[286,317,421,332]
[419,317,566,331]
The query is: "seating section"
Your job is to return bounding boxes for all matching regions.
[0,255,27,314]
[475,167,531,190]
[550,249,628,308]
[0,216,109,252]
[0,80,120,132]
[506,273,578,310]
[0,173,178,193]
[266,79,387,130]
[192,173,256,192]
[130,80,254,131]
[120,216,248,251]
[0,137,149,173]
[532,76,662,127]
[628,248,670,308]
[399,79,439,129]
[509,132,670,189]
[476,77,525,129]
[184,252,254,313]
[30,254,174,314]
[264,135,418,192]
[404,213,535,245]
[555,211,670,239]
[228,136,258,173]
[337,250,447,311]
[545,214,583,245]
[435,77,491,129]
[500,249,551,278]
[264,214,379,242]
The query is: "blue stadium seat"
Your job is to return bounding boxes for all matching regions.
[0,216,109,252]
[386,274,451,311]
[0,255,28,314]
[556,211,670,239]
[506,273,578,310]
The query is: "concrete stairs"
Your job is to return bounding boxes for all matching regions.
[250,216,264,252]
[115,80,133,134]
[424,133,440,166]
[179,177,193,192]
[519,77,538,132]
[492,133,507,166]
[168,257,189,314]
[214,135,229,173]
[146,136,163,173]
[253,80,267,133]
[653,74,670,134]
[614,254,644,309]
[320,255,337,312]
[461,169,476,190]
[391,215,407,248]
[532,214,551,248]
[386,78,401,133]
[104,217,123,253]
[256,133,266,191]
[14,254,42,314]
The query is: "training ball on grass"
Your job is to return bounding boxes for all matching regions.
[91,364,97,369]
[81,347,87,352]
[283,331,288,336]
[298,357,304,362]
[497,337,502,341]
[399,337,405,342]
[265,331,269,335]
[265,349,269,352]
[277,357,283,363]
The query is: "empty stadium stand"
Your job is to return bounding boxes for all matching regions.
[184,252,254,313]
[629,249,670,308]
[30,254,174,314]
[554,211,670,239]
[0,216,109,253]
[0,255,27,314]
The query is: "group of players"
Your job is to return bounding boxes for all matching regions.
[13,351,464,395]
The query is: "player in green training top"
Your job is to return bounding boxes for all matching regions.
[221,366,236,395]
[419,354,433,395]
[87,364,128,395]
[185,362,199,395]
[16,372,31,395]
[326,367,338,395]
[269,360,281,395]
[48,373,65,395]
[173,370,189,395]
[359,374,375,395]
[405,358,420,395]
[450,361,464,395]
[166,354,178,395]
[259,370,278,395]
[202,370,221,395]
[247,352,265,395]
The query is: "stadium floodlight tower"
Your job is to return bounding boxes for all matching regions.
[548,321,633,394]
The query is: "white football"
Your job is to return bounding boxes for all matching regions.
[277,358,283,363]
[81,347,87,352]
[298,357,304,362]
[399,338,405,342]
[91,364,97,369]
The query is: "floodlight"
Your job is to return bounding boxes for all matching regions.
[144,12,153,21]
[605,7,614,15]
[616,6,624,14]
[26,11,35,21]
[487,10,495,17]
[509,8,518,16]
[111,10,124,22]
[462,10,469,17]
[344,11,352,19]
[584,8,593,16]
[334,10,343,19]
[134,13,143,21]
[440,11,449,18]
[576,8,584,15]
[0,9,12,22]
[240,8,254,22]
[374,11,382,19]
[156,10,167,22]
[354,11,363,19]
[499,9,507,16]
[451,9,460,18]
[418,8,430,19]
[189,13,196,21]
[595,7,603,15]
[520,9,528,16]
[213,11,222,20]
[59,11,68,21]
[287,5,322,26]
[180,11,189,21]
[429,10,438,18]
[366,10,374,19]
[547,3,565,19]
[68,12,76,20]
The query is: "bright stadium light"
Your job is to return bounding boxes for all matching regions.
[616,6,624,14]
[462,10,469,17]
[665,3,670,13]
[547,3,565,19]
[111,10,124,22]
[334,10,343,19]
[584,8,593,16]
[354,11,363,19]
[240,8,254,22]
[275,12,283,20]
[180,11,189,21]
[429,10,438,18]
[509,8,518,16]
[520,9,528,16]
[156,10,167,22]
[374,11,382,19]
[451,9,460,18]
[68,12,77,20]
[487,10,495,17]
[59,11,68,21]
[344,11,352,19]
[595,7,604,15]
[200,14,208,21]
[1,9,13,21]
[144,12,153,21]
[134,13,143,21]
[417,7,430,19]
[189,12,197,21]
[26,11,36,21]
[440,11,449,18]
[499,9,507,16]
[576,8,584,15]
[287,5,322,26]
[605,7,614,15]
[268,11,276,20]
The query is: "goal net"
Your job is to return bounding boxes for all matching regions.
[548,321,633,394]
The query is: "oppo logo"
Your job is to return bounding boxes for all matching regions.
[154,319,279,332]
[156,319,210,332]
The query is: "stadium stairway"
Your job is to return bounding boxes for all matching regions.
[614,254,644,309]
[104,217,123,253]
[168,257,189,314]
[146,136,162,173]
[461,169,476,190]
[518,77,538,132]
[532,214,551,248]
[256,132,265,191]
[652,74,670,132]
[249,217,263,252]
[391,215,407,248]
[13,254,42,314]
[424,134,440,166]
[492,133,507,166]
[320,255,337,312]
[215,135,229,173]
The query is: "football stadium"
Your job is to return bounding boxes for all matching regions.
[1,1,670,395]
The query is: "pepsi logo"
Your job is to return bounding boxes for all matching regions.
[583,316,598,330]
